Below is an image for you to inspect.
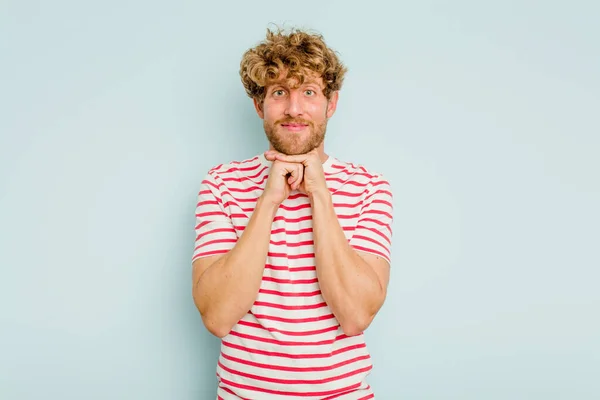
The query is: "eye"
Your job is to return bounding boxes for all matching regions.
[273,89,286,97]
[305,90,315,96]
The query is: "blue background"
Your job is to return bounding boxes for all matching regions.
[1,1,598,399]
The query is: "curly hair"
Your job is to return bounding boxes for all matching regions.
[239,27,347,104]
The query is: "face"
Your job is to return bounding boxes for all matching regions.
[254,72,339,155]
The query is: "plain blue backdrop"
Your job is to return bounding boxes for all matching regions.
[1,1,598,399]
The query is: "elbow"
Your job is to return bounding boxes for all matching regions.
[193,299,231,338]
[340,313,375,337]
[339,293,385,336]
[193,292,231,338]
[207,325,230,339]
[201,314,232,339]
[341,324,364,337]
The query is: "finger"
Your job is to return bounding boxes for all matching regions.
[279,162,297,181]
[287,164,298,184]
[288,164,303,190]
[265,150,284,161]
[274,152,318,165]
[292,164,304,190]
[265,150,304,162]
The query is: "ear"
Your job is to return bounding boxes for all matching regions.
[253,98,264,119]
[326,91,339,118]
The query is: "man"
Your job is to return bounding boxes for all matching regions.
[192,27,394,400]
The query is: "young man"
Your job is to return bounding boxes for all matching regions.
[192,28,394,400]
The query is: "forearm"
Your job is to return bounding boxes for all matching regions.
[310,190,385,336]
[195,196,278,337]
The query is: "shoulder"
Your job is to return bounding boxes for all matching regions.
[207,154,262,175]
[332,158,394,219]
[204,154,265,181]
[329,156,392,189]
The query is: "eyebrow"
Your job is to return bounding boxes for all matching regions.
[270,79,322,89]
[301,79,321,85]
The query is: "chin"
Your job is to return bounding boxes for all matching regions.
[267,132,322,155]
[271,145,304,156]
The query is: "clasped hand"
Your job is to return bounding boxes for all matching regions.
[262,149,329,205]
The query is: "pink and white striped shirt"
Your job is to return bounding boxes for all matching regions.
[193,152,394,399]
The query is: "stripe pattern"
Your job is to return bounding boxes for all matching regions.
[193,153,393,399]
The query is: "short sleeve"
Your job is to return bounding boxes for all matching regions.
[348,176,394,264]
[192,171,238,263]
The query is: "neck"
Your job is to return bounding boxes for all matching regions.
[314,142,328,164]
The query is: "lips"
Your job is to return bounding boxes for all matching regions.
[281,123,308,132]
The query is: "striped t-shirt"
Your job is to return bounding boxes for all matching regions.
[193,152,394,400]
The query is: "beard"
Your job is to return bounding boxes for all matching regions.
[264,117,327,155]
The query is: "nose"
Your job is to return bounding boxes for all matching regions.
[284,90,303,118]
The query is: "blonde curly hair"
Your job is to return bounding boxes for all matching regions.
[240,27,347,104]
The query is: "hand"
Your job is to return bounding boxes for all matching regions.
[261,158,304,206]
[264,149,328,197]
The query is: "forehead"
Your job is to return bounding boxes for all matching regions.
[267,70,324,89]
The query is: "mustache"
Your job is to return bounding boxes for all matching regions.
[276,118,312,126]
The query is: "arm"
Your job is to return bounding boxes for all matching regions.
[310,185,392,336]
[263,150,394,336]
[192,195,278,338]
[191,161,304,338]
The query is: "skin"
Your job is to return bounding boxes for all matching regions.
[192,70,390,337]
[254,72,335,161]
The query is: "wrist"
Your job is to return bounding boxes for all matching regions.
[308,188,332,205]
[257,194,280,217]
